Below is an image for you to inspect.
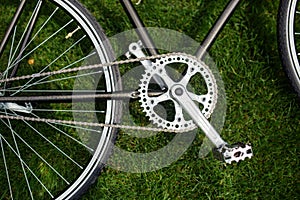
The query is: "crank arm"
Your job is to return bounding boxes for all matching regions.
[170,84,226,148]
[170,84,253,164]
[127,41,167,90]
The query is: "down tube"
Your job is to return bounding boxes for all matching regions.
[195,0,241,60]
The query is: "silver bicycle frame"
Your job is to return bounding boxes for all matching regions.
[120,0,241,60]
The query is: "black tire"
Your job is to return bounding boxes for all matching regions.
[0,0,121,199]
[278,0,300,96]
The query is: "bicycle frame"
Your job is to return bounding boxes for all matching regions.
[0,1,257,197]
[0,0,41,85]
[120,0,241,60]
[0,0,241,77]
[0,0,27,57]
[117,0,254,155]
[0,0,252,161]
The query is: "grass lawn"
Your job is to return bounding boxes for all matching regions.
[77,0,299,199]
[0,0,299,199]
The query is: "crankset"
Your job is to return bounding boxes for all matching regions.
[127,41,253,164]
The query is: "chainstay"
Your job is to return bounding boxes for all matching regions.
[0,52,207,133]
[0,114,197,133]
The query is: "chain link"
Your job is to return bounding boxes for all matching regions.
[0,52,202,133]
[0,52,186,83]
[0,114,197,133]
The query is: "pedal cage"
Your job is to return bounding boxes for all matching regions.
[214,142,253,164]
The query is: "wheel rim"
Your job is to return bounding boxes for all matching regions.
[0,1,119,199]
[288,0,300,84]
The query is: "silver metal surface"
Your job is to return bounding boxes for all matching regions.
[170,84,226,148]
[0,102,32,113]
[196,0,241,60]
[128,41,166,89]
[215,143,253,164]
[138,54,217,130]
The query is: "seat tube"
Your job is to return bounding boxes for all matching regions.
[119,0,158,56]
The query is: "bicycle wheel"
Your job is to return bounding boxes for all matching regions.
[278,0,300,96]
[0,0,121,199]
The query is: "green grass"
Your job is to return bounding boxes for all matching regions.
[78,0,299,199]
[0,0,299,199]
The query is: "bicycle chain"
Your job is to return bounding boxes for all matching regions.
[0,52,210,133]
[0,114,196,133]
[0,52,182,84]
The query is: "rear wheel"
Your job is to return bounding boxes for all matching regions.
[0,0,121,199]
[278,0,300,96]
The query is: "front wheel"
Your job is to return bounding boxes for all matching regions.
[278,0,300,96]
[0,0,121,199]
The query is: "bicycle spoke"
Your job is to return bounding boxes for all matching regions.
[12,6,60,65]
[0,135,54,198]
[27,69,102,87]
[2,26,18,94]
[9,111,84,169]
[7,25,17,70]
[7,19,74,73]
[9,0,42,68]
[10,35,89,96]
[30,112,95,152]
[8,51,96,95]
[1,118,70,185]
[0,135,13,200]
[53,121,103,133]
[4,111,34,200]
[8,69,102,94]
[0,0,120,198]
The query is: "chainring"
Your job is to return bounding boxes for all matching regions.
[138,54,218,130]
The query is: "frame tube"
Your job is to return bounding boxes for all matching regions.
[0,0,27,57]
[119,0,158,56]
[195,0,241,60]
[9,1,43,80]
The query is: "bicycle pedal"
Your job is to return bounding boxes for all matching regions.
[214,142,253,164]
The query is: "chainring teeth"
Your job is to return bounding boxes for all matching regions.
[138,54,218,130]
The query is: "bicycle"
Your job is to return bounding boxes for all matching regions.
[0,0,298,199]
